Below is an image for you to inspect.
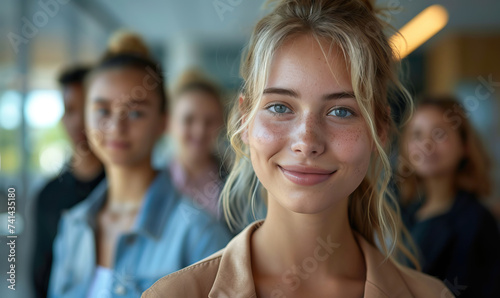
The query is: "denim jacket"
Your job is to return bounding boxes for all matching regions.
[48,170,232,298]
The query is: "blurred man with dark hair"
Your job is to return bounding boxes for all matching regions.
[32,65,105,298]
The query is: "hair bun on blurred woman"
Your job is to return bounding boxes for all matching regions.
[104,30,151,59]
[88,30,168,114]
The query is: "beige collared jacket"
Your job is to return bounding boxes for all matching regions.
[143,221,454,298]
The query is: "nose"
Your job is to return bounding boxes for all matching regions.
[104,109,128,135]
[192,121,208,140]
[290,114,325,158]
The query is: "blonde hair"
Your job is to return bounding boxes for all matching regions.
[398,96,492,203]
[221,0,417,265]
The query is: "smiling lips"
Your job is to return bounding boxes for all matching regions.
[279,165,336,186]
[107,140,131,150]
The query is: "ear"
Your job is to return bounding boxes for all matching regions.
[239,94,249,144]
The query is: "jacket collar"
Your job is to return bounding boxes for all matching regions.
[209,221,413,298]
[69,170,179,239]
[209,221,261,298]
[356,233,413,297]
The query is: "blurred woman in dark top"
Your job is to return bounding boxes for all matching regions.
[398,96,500,298]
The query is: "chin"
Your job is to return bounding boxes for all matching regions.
[104,159,128,167]
[414,166,446,178]
[104,155,138,167]
[277,192,346,215]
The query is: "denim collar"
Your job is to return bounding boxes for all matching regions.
[69,170,179,240]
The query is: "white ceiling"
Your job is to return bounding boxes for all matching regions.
[3,0,499,46]
[1,0,499,89]
[91,0,500,42]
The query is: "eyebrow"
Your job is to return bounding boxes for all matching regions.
[92,98,151,106]
[92,98,110,105]
[262,87,355,101]
[128,99,151,107]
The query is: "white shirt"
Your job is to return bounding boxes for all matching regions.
[87,265,114,298]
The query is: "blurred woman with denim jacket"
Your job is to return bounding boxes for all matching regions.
[48,31,232,298]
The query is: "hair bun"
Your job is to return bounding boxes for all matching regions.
[106,30,150,58]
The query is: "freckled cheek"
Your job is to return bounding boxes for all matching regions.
[330,127,372,171]
[248,116,289,160]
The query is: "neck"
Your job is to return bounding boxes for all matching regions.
[71,151,103,181]
[105,161,157,205]
[252,194,365,280]
[422,174,456,206]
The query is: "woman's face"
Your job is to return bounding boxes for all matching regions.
[406,106,465,179]
[245,34,373,214]
[85,68,166,167]
[170,91,223,160]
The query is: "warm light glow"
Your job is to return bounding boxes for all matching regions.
[390,5,449,59]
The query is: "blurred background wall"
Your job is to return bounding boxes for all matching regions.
[0,0,499,297]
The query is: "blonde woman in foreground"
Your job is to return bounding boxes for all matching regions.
[144,0,453,297]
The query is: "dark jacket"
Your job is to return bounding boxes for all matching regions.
[32,168,105,298]
[402,191,500,298]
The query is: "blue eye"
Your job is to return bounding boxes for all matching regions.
[129,110,143,119]
[329,108,353,118]
[267,104,291,115]
[96,108,110,117]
